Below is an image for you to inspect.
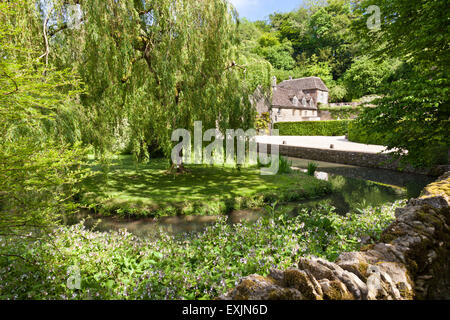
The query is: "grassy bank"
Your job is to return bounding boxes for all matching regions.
[80,156,331,218]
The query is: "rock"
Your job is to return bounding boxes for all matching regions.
[408,196,449,210]
[220,274,304,300]
[336,252,371,281]
[283,268,323,300]
[319,279,353,300]
[298,257,337,281]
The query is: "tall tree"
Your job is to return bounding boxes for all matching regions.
[0,0,89,242]
[47,0,254,161]
[353,0,449,167]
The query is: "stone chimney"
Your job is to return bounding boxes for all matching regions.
[271,76,277,91]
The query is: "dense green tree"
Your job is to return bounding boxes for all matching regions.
[353,0,449,167]
[259,40,296,70]
[0,0,90,241]
[47,0,254,161]
[342,55,400,100]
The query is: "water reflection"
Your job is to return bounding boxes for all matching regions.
[69,209,265,239]
[288,157,434,199]
[289,157,434,215]
[297,170,405,215]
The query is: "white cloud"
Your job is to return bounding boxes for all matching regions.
[229,0,260,9]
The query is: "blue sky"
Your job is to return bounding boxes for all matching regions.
[230,0,305,21]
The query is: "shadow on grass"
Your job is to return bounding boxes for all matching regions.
[80,156,331,217]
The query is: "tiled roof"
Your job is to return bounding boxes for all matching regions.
[272,87,317,110]
[278,76,329,92]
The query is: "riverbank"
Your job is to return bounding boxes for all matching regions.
[70,157,431,236]
[1,160,441,300]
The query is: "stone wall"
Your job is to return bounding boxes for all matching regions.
[271,108,320,123]
[257,143,440,175]
[219,172,450,300]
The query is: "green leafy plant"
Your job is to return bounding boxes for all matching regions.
[278,156,293,174]
[307,162,319,176]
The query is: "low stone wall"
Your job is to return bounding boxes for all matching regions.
[219,172,450,300]
[257,143,445,175]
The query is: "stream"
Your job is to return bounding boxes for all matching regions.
[75,157,434,238]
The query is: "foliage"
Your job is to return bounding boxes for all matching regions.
[328,83,348,102]
[0,201,403,300]
[0,0,90,241]
[238,54,273,92]
[274,120,351,136]
[319,105,361,119]
[342,56,400,100]
[258,40,296,71]
[307,162,319,176]
[352,0,450,168]
[348,119,448,167]
[44,0,255,160]
[255,112,271,133]
[237,0,367,100]
[348,120,388,145]
[278,156,293,174]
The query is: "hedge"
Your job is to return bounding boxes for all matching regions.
[274,120,351,136]
[347,121,387,145]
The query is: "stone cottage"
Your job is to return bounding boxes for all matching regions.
[270,76,329,123]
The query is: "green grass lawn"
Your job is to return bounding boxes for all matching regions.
[80,156,331,217]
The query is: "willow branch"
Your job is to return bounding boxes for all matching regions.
[224,61,246,72]
[38,8,54,73]
[1,71,19,96]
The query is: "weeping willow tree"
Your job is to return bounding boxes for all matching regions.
[43,0,255,161]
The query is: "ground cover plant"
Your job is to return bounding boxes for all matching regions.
[80,156,331,217]
[0,200,404,300]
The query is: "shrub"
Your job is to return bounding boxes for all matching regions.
[348,121,448,166]
[307,162,319,176]
[278,156,292,174]
[318,105,362,120]
[274,120,352,136]
[347,121,387,145]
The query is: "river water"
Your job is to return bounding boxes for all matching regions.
[76,157,434,238]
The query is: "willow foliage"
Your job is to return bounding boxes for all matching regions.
[47,0,254,160]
